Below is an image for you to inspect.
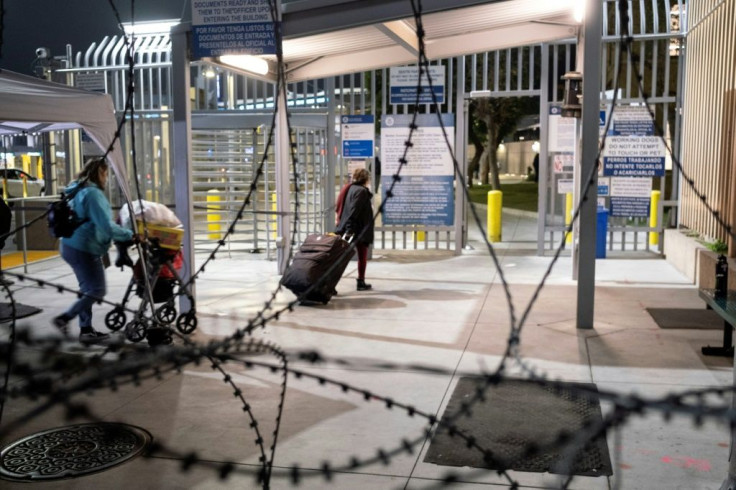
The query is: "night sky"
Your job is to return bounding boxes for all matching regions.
[1,0,188,75]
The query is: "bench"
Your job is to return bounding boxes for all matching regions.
[698,288,736,357]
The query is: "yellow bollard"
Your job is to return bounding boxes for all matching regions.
[21,154,31,174]
[22,175,28,198]
[415,229,426,242]
[487,190,502,242]
[649,190,661,246]
[565,192,574,244]
[207,189,222,240]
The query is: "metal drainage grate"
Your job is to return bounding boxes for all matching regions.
[0,423,152,481]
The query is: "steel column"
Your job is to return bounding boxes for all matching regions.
[576,0,602,329]
[454,56,466,255]
[171,24,195,311]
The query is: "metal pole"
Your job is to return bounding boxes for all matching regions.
[576,0,602,329]
[275,1,291,275]
[171,23,195,312]
[21,202,28,273]
[462,98,470,249]
[454,56,466,255]
[326,77,337,233]
[537,44,550,256]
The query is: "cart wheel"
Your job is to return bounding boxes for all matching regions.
[125,320,147,343]
[105,308,127,331]
[155,304,177,325]
[176,311,198,334]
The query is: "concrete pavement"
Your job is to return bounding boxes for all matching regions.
[0,210,732,489]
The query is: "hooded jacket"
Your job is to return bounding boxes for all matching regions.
[336,183,374,245]
[61,180,133,256]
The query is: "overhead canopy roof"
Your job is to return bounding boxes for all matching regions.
[0,70,131,201]
[275,0,579,81]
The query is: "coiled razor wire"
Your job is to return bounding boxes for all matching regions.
[1,0,734,489]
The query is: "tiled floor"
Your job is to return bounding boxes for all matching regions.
[0,211,733,489]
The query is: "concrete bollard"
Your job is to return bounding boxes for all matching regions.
[487,190,502,242]
[649,190,661,246]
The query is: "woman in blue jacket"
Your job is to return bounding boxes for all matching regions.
[53,158,134,344]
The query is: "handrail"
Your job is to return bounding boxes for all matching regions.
[3,196,60,273]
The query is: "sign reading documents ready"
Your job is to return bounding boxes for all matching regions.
[191,0,276,59]
[341,115,375,158]
[390,66,445,105]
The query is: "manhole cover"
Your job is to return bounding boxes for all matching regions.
[0,423,152,481]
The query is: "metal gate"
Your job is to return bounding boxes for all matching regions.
[191,120,328,258]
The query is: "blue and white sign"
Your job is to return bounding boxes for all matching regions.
[602,106,666,176]
[389,66,445,105]
[191,0,276,59]
[380,114,455,226]
[341,115,375,158]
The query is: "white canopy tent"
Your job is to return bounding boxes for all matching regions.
[0,69,131,201]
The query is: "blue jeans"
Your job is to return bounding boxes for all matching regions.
[61,243,106,329]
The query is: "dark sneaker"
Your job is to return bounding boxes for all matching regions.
[52,315,70,335]
[79,330,110,345]
[356,280,372,291]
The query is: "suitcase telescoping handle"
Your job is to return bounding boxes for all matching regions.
[341,233,354,244]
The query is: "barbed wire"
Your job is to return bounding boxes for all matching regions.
[1,1,734,489]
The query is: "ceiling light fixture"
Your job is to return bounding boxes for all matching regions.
[573,0,585,23]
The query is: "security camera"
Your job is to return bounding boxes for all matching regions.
[35,47,51,59]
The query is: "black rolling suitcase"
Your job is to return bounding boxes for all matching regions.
[282,233,355,304]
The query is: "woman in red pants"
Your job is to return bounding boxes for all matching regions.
[336,168,374,291]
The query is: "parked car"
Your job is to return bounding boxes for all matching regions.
[0,168,45,198]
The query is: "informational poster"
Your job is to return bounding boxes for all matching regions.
[341,115,375,158]
[389,66,445,105]
[598,177,610,197]
[610,177,653,198]
[557,179,574,195]
[191,0,276,59]
[608,176,652,217]
[553,153,574,174]
[602,106,666,176]
[381,114,454,226]
[548,105,576,153]
[347,160,366,177]
[74,73,105,92]
[610,197,650,217]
